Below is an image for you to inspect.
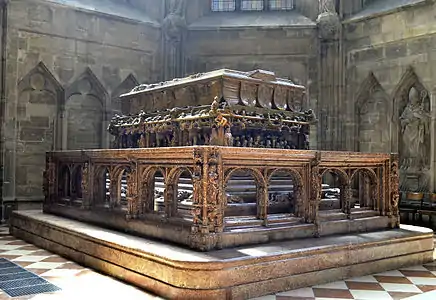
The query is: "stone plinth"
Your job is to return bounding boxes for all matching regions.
[10,210,434,300]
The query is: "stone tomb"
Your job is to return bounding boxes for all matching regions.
[109,69,316,150]
[10,211,434,300]
[9,69,434,299]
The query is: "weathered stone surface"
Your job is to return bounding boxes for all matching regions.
[2,0,436,218]
[1,0,161,210]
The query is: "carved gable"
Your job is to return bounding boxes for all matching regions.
[355,72,390,153]
[65,68,107,150]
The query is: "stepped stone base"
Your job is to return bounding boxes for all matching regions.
[10,210,435,300]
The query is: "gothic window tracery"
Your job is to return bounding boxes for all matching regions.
[211,0,236,11]
[268,0,294,10]
[241,0,264,11]
[211,0,294,12]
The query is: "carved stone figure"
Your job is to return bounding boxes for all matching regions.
[309,153,322,225]
[209,96,219,116]
[224,128,233,146]
[399,87,430,171]
[126,167,139,218]
[188,122,200,146]
[81,163,89,207]
[210,113,229,146]
[316,0,340,40]
[162,0,186,43]
[191,150,203,226]
[138,134,146,148]
[390,155,400,228]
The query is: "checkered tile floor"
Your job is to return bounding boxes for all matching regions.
[1,225,436,300]
[253,267,436,300]
[0,225,162,300]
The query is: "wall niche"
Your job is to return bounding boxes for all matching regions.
[65,68,108,150]
[16,62,64,197]
[392,67,431,192]
[355,72,390,153]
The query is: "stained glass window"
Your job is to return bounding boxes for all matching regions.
[268,0,295,10]
[211,0,295,12]
[241,0,264,11]
[211,0,236,11]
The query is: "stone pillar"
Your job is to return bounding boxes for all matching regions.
[61,110,68,150]
[316,0,343,150]
[102,110,112,149]
[0,0,7,222]
[190,147,223,251]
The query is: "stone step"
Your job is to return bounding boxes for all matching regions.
[319,209,379,222]
[225,216,262,227]
[319,199,341,210]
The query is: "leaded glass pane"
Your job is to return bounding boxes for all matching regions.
[241,0,264,11]
[211,0,236,11]
[269,0,295,10]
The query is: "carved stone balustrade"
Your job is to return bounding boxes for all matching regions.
[43,147,399,251]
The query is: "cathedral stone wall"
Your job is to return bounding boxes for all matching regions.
[185,27,318,89]
[344,0,436,192]
[1,0,435,220]
[1,0,161,216]
[184,1,320,142]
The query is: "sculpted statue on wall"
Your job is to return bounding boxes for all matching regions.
[400,87,430,170]
[399,86,431,192]
[162,0,186,43]
[316,0,340,40]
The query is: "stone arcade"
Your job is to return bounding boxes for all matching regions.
[9,70,434,299]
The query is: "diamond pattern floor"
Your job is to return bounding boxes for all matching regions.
[0,225,163,300]
[1,225,436,300]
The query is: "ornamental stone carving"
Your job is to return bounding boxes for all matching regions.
[162,0,186,43]
[316,0,341,41]
[390,155,400,228]
[400,87,430,171]
[399,86,430,192]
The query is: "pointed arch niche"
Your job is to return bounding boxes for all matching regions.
[392,67,431,192]
[355,72,390,153]
[17,62,64,198]
[64,68,108,150]
[111,74,138,116]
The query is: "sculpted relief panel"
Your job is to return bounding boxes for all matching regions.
[399,86,431,192]
[390,67,432,192]
[357,69,433,192]
[400,87,430,170]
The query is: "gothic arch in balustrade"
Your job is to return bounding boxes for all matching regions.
[267,168,305,218]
